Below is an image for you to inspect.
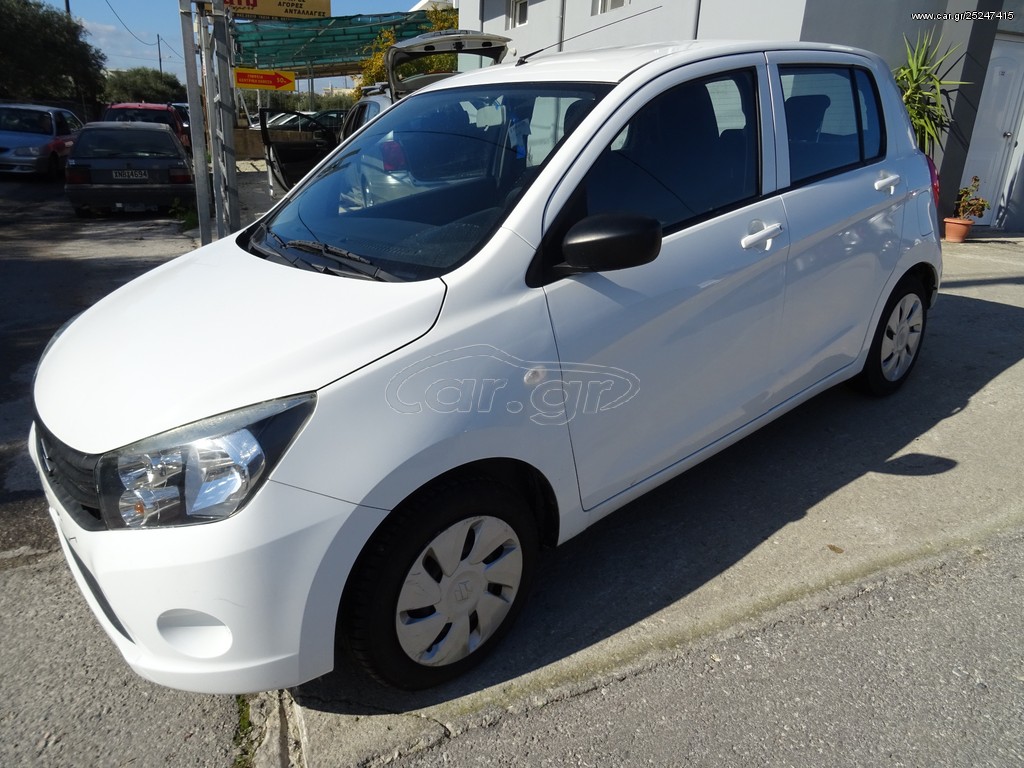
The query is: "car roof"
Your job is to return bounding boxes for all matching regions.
[425,39,877,89]
[107,103,176,111]
[83,121,176,132]
[0,103,62,113]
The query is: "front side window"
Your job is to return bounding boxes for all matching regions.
[596,0,626,13]
[250,83,611,282]
[567,69,759,234]
[780,66,885,185]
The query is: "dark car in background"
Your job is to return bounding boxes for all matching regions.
[102,103,191,152]
[0,104,83,178]
[65,122,195,216]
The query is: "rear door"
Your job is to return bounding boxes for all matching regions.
[540,55,790,510]
[765,52,909,403]
[261,108,339,189]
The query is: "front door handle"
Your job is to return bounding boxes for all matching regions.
[741,222,783,250]
[874,174,901,192]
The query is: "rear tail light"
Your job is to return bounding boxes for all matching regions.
[169,167,193,184]
[65,166,90,184]
[380,140,408,173]
[926,155,940,209]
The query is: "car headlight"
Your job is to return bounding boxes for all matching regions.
[97,395,315,529]
[13,145,43,157]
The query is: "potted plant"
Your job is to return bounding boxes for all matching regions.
[944,176,990,242]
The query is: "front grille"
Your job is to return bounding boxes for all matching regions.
[34,418,106,531]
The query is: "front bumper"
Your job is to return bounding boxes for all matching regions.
[0,154,48,174]
[28,423,384,694]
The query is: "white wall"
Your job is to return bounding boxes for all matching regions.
[697,0,807,39]
[463,1,698,60]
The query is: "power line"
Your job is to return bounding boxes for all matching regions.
[102,0,157,46]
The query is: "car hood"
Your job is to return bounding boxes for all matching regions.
[33,237,446,454]
[0,130,50,149]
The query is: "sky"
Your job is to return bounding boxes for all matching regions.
[43,1,419,88]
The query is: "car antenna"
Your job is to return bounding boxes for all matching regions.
[516,5,662,66]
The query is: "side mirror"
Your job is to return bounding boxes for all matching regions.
[556,213,662,275]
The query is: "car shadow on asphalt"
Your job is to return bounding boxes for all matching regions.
[294,287,1024,714]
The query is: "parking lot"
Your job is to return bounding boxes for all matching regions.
[1,176,1022,766]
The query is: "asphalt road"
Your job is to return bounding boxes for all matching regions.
[1,175,1022,767]
[0,176,240,767]
[391,529,1024,767]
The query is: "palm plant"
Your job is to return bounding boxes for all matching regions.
[893,30,966,157]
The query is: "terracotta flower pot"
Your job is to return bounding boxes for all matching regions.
[943,217,973,243]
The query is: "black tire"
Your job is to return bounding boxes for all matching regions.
[46,153,61,181]
[340,474,538,689]
[72,206,89,218]
[856,274,928,396]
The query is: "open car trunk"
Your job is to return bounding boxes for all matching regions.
[263,29,509,192]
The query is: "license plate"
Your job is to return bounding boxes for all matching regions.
[112,169,149,180]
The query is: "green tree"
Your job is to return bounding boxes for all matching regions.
[104,68,187,104]
[0,0,105,104]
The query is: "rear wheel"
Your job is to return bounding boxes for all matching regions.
[340,475,538,689]
[856,275,927,396]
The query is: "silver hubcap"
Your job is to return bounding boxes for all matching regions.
[395,516,523,667]
[880,293,923,381]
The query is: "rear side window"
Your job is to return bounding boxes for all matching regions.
[780,66,885,185]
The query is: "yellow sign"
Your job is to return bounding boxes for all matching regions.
[234,67,297,91]
[223,0,330,20]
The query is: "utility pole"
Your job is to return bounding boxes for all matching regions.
[65,0,70,13]
[157,34,163,74]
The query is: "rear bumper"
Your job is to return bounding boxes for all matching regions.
[66,183,196,210]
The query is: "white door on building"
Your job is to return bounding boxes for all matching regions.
[959,36,1024,227]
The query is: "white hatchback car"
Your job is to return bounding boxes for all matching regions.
[30,40,941,694]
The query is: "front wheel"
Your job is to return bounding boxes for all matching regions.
[340,475,538,689]
[856,275,928,396]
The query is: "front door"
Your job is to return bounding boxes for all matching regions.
[541,58,789,510]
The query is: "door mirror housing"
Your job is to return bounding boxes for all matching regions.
[556,213,662,275]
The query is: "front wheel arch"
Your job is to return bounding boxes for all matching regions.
[337,472,541,689]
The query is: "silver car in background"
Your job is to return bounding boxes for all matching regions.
[0,103,83,178]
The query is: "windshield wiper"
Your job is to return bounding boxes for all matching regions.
[280,238,398,282]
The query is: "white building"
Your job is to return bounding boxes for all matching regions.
[461,0,1024,230]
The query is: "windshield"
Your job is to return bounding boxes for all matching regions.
[253,82,611,282]
[75,129,180,158]
[0,107,53,135]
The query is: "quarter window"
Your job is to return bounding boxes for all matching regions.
[780,66,885,184]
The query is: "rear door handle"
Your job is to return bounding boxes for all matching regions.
[874,174,901,192]
[741,222,783,250]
